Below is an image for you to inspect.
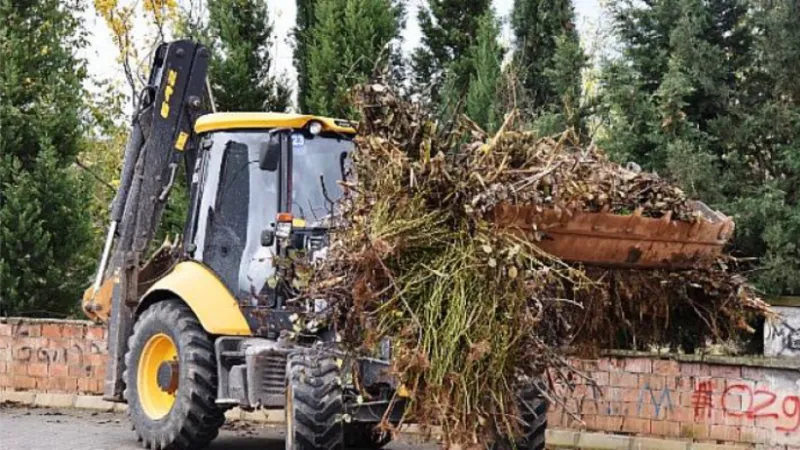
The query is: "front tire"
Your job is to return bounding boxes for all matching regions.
[286,352,344,450]
[124,300,224,450]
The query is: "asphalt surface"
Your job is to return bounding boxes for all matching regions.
[0,406,434,450]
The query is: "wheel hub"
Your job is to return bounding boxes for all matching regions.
[157,360,179,394]
[137,333,178,419]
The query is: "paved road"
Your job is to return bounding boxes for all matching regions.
[0,406,434,450]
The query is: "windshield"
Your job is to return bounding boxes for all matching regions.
[290,132,353,223]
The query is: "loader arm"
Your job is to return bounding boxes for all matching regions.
[82,40,211,401]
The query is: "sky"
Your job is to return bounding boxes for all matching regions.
[82,0,603,109]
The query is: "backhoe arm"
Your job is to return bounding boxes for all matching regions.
[82,40,211,400]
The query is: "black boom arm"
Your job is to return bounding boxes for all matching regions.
[83,40,211,401]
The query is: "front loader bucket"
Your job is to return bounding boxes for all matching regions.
[493,201,734,269]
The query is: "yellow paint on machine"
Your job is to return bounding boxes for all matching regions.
[194,112,357,135]
[142,261,251,336]
[174,131,188,151]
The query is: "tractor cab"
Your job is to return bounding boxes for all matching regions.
[188,113,356,336]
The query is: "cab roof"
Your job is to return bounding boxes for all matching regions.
[194,112,357,135]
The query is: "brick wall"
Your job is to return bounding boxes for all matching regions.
[0,318,106,395]
[2,318,798,448]
[551,354,800,448]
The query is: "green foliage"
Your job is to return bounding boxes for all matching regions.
[207,0,291,111]
[511,0,582,112]
[304,0,402,118]
[464,11,503,133]
[600,0,800,295]
[411,0,491,103]
[1,0,94,316]
[294,0,318,113]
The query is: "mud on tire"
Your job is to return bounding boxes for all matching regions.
[124,299,224,450]
[286,352,344,450]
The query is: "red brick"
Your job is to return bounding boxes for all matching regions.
[738,426,761,444]
[27,363,47,377]
[741,366,765,381]
[68,365,92,377]
[49,363,68,377]
[595,415,624,431]
[671,406,698,423]
[709,424,740,441]
[709,364,741,378]
[0,323,12,336]
[621,417,650,434]
[0,374,11,387]
[93,364,106,381]
[580,414,597,430]
[41,324,62,338]
[621,387,641,403]
[590,371,609,386]
[77,377,92,393]
[0,361,6,374]
[610,372,638,387]
[86,353,106,366]
[60,324,85,338]
[580,400,598,415]
[14,324,41,337]
[653,359,680,375]
[13,375,36,390]
[12,363,27,376]
[639,374,666,390]
[680,363,710,377]
[680,422,709,439]
[650,420,681,437]
[625,358,652,374]
[86,326,105,340]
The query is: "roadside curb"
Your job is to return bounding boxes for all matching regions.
[0,390,753,449]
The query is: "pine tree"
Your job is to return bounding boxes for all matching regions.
[207,0,291,111]
[600,0,800,294]
[510,0,581,111]
[411,0,491,104]
[464,11,503,133]
[294,0,318,113]
[0,0,94,316]
[711,0,800,295]
[304,0,402,117]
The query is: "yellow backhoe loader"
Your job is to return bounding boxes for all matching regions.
[82,40,548,450]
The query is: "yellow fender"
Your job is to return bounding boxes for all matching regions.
[141,261,251,336]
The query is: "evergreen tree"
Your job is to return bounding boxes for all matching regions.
[711,0,800,294]
[411,0,491,103]
[464,10,503,133]
[294,0,318,113]
[510,0,581,111]
[207,0,291,111]
[0,0,94,316]
[600,0,800,294]
[304,0,402,117]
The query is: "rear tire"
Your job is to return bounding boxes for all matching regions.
[124,300,224,450]
[286,352,344,450]
[495,385,548,450]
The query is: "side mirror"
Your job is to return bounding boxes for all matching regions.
[259,135,281,171]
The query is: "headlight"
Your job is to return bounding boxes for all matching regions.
[308,120,323,135]
[276,221,292,238]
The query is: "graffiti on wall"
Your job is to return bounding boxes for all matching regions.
[11,341,104,367]
[693,379,799,434]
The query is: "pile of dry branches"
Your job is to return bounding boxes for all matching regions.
[297,83,772,448]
